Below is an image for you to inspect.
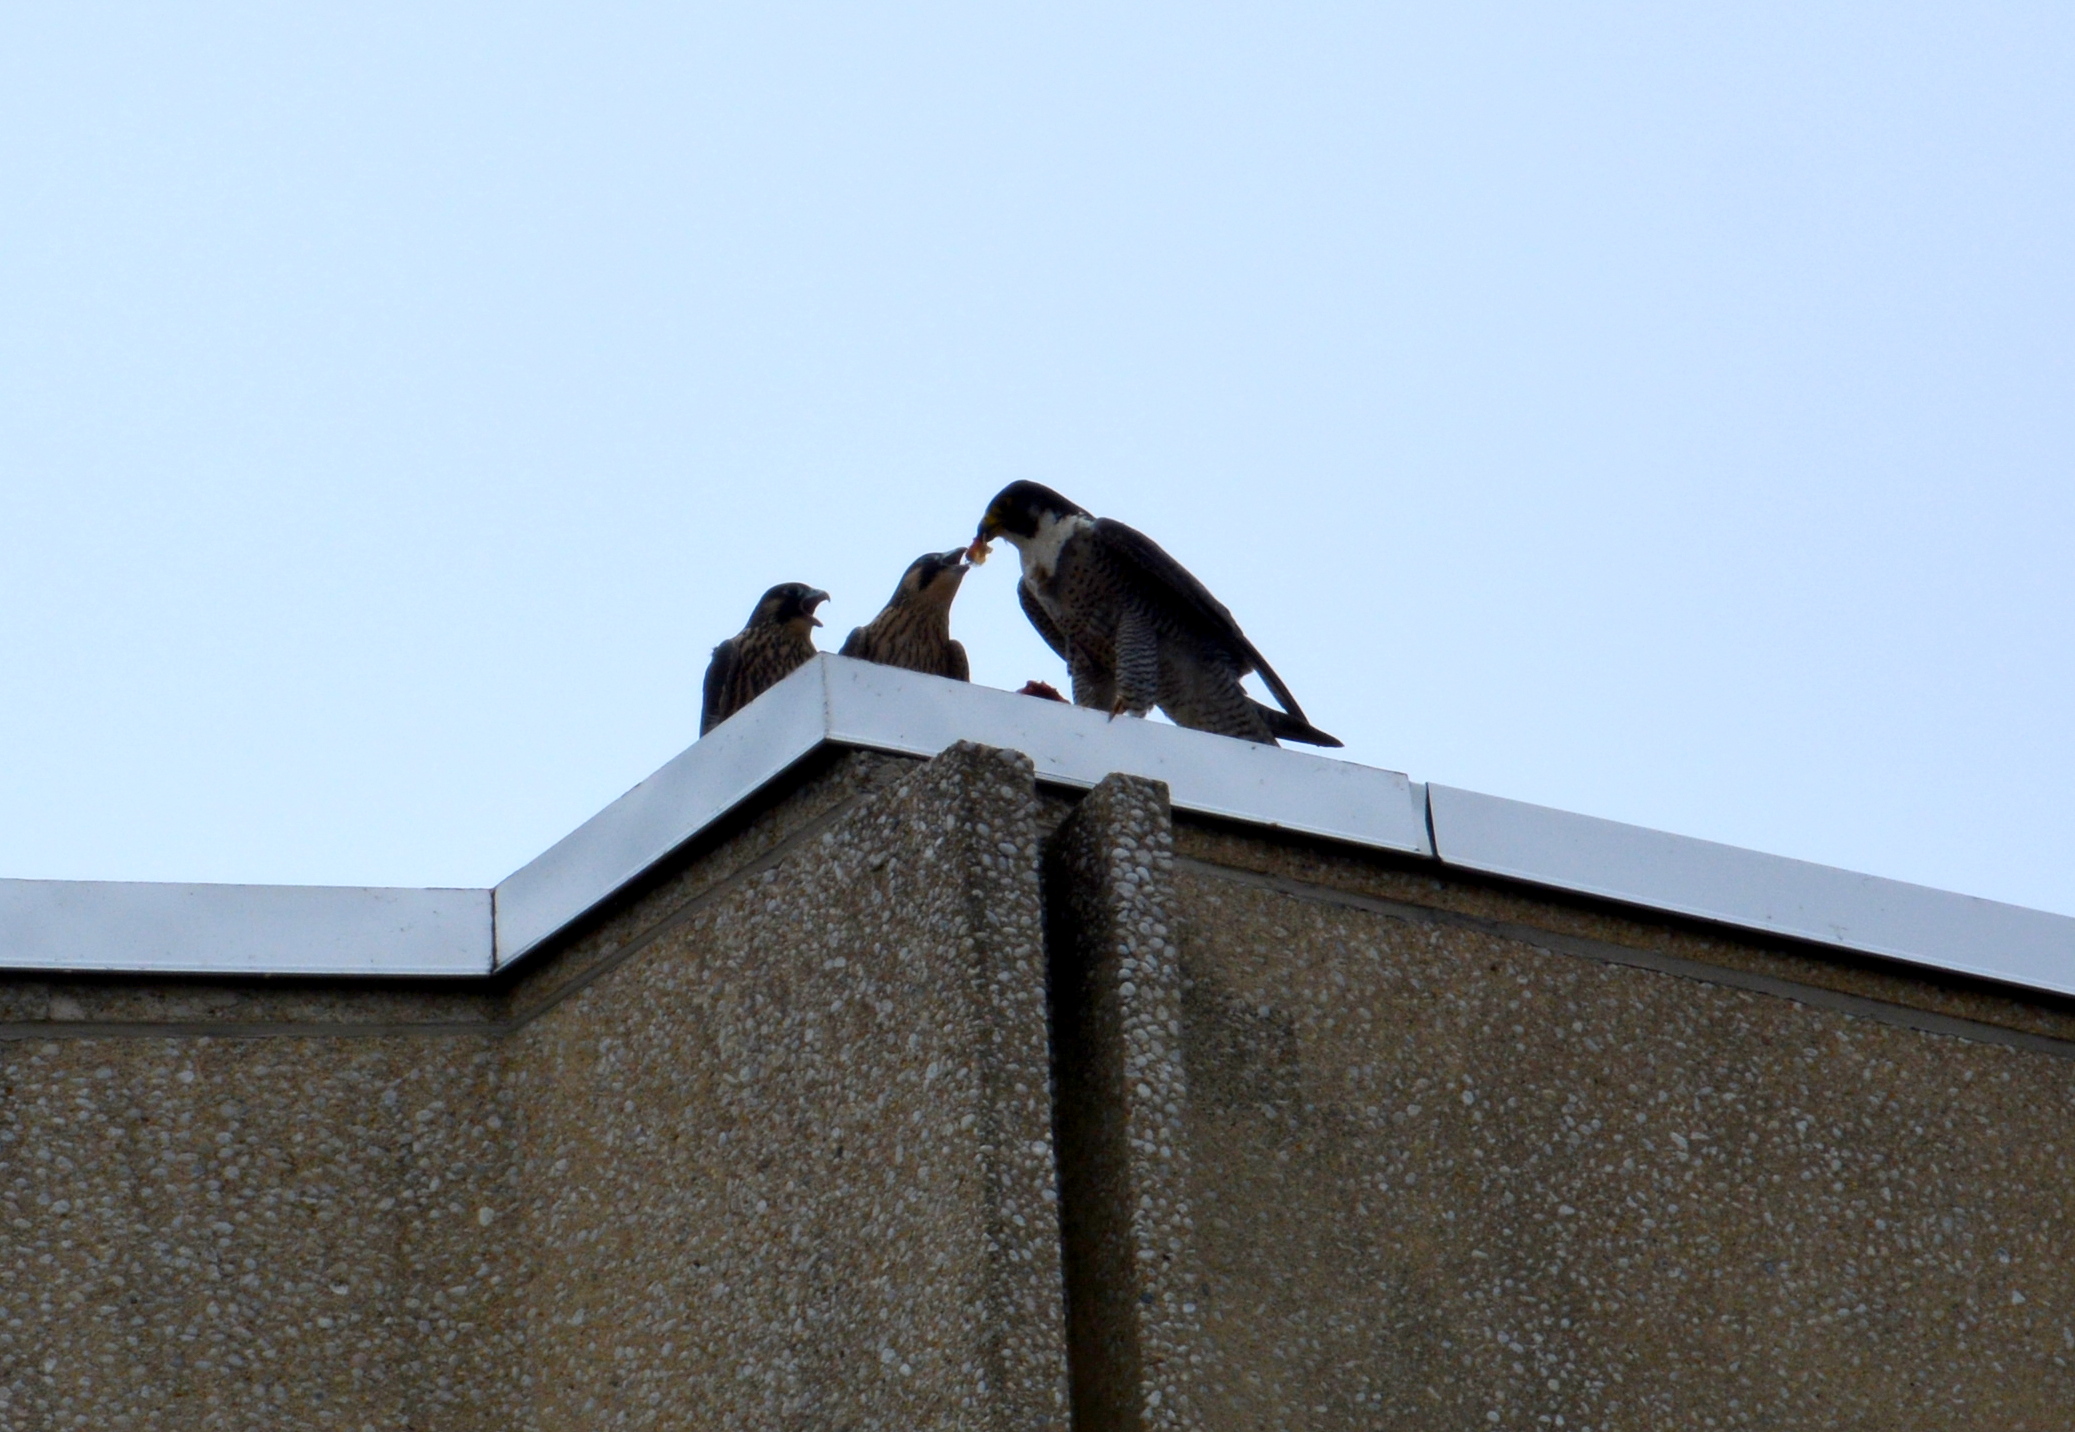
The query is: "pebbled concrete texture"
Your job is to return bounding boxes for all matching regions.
[1045,774,1204,1432]
[3,739,2073,1430]
[497,739,1069,1429]
[0,744,1070,1430]
[1173,819,2075,1049]
[1160,820,2075,1430]
[0,1035,516,1430]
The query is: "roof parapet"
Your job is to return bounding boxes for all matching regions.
[1430,784,2075,998]
[2,655,2069,997]
[0,880,489,977]
[492,656,1430,966]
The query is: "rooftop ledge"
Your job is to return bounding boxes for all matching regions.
[1,654,2070,998]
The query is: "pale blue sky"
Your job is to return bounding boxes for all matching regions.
[2,4,2070,918]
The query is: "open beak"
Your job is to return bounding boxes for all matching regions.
[806,589,830,627]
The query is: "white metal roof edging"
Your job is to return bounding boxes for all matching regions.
[817,656,1432,855]
[0,879,490,977]
[491,656,837,966]
[3,655,2070,997]
[1425,784,2075,1000]
[490,655,1432,967]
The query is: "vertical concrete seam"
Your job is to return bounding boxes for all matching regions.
[928,741,1074,1429]
[1048,773,1206,1432]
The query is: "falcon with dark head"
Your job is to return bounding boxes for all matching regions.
[971,482,1340,747]
[700,582,829,735]
[838,549,972,680]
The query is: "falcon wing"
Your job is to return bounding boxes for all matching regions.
[1090,517,1311,724]
[1021,577,1111,709]
[838,625,867,658]
[946,640,970,682]
[700,637,739,735]
[1018,580,1070,660]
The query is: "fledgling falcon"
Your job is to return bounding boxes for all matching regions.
[700,582,829,735]
[971,482,1341,747]
[837,549,972,680]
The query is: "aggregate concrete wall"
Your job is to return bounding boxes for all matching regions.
[496,741,1070,1429]
[0,1033,515,1430]
[4,746,2072,1432]
[0,744,1071,1432]
[1053,783,2075,1431]
[1045,775,1202,1432]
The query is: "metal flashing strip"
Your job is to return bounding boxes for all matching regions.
[491,655,1431,967]
[1426,785,2075,1000]
[2,656,2069,998]
[492,657,835,966]
[1173,856,2075,1062]
[0,879,490,977]
[818,657,1431,855]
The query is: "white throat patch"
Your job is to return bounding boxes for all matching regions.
[1011,510,1093,582]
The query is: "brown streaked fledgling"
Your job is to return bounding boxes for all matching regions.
[837,549,972,681]
[970,481,1340,747]
[700,582,829,735]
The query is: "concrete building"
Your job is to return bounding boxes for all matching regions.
[2,654,2071,1429]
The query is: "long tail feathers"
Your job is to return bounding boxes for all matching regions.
[1254,701,1343,748]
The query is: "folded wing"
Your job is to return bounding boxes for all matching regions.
[1090,518,1314,727]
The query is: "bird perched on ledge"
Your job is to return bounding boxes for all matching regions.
[701,582,829,735]
[839,549,972,680]
[970,482,1340,747]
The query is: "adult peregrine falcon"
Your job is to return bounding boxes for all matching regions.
[838,549,972,680]
[971,482,1341,748]
[700,582,829,735]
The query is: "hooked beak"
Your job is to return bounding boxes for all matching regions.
[805,588,830,627]
[967,513,1000,565]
